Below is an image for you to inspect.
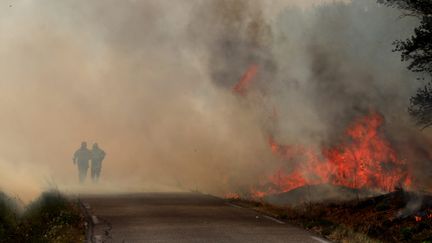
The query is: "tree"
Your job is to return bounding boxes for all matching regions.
[378,0,432,128]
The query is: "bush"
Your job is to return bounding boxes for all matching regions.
[0,191,84,243]
[18,191,84,242]
[0,193,19,242]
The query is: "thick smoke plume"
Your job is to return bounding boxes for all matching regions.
[0,0,430,201]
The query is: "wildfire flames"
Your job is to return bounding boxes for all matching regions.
[233,64,259,95]
[414,212,432,222]
[260,112,411,196]
[229,65,413,198]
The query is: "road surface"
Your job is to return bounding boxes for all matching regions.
[80,192,329,243]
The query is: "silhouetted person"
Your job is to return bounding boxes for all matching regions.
[73,142,91,183]
[91,143,105,183]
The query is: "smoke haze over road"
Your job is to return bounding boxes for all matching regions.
[0,0,430,201]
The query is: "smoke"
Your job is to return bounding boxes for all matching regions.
[269,1,432,190]
[0,0,430,201]
[188,0,432,192]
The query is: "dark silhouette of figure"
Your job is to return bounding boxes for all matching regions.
[91,143,106,183]
[73,142,91,183]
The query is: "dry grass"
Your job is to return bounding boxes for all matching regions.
[227,189,432,243]
[0,191,85,242]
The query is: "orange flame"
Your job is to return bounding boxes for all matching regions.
[229,65,412,198]
[233,64,259,95]
[260,112,411,196]
[250,189,266,199]
[415,216,422,222]
[224,193,240,199]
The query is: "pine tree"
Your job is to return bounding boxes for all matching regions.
[379,0,432,128]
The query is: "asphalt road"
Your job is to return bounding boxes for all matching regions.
[80,192,329,243]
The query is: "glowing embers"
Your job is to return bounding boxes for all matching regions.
[414,211,432,222]
[263,112,411,196]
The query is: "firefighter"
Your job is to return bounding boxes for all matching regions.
[73,142,91,183]
[91,143,106,183]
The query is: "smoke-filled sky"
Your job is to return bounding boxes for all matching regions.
[0,0,430,201]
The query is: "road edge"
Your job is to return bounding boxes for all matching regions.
[78,199,95,243]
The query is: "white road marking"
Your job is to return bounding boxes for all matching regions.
[226,202,243,209]
[226,203,286,224]
[311,236,331,243]
[263,215,285,224]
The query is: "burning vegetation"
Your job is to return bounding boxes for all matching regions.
[226,60,432,242]
[229,61,413,200]
[233,64,259,95]
[219,0,432,242]
[203,0,428,202]
[256,111,412,197]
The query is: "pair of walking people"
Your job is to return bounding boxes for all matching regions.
[73,142,106,183]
